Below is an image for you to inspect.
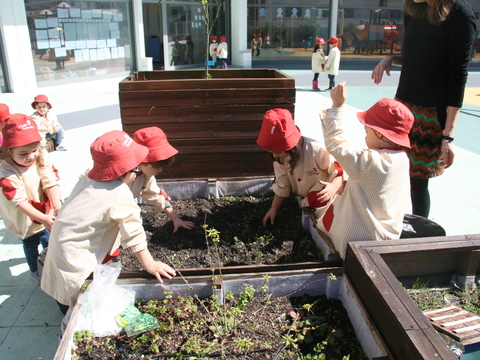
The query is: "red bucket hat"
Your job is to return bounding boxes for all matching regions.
[211,35,218,41]
[134,127,178,163]
[356,98,414,148]
[31,94,52,110]
[88,130,149,181]
[316,38,325,45]
[0,103,11,124]
[257,109,301,152]
[328,37,338,46]
[1,114,42,148]
[220,35,227,42]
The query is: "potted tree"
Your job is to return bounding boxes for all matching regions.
[119,1,296,181]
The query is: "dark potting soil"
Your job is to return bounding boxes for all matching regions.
[73,293,368,360]
[119,195,323,271]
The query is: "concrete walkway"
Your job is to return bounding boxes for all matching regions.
[0,70,479,359]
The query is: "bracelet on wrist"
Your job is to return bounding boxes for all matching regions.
[442,135,454,142]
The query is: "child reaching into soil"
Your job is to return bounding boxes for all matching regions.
[256,108,345,227]
[132,126,195,233]
[0,114,62,283]
[30,94,67,151]
[41,130,176,313]
[317,82,414,258]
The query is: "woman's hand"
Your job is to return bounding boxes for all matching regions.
[442,140,455,169]
[371,56,394,84]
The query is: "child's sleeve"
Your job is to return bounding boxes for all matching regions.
[47,111,60,128]
[0,174,29,207]
[271,161,292,198]
[38,161,61,190]
[30,113,50,133]
[141,176,167,210]
[320,108,377,180]
[111,187,147,253]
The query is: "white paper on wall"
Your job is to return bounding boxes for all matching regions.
[107,39,116,47]
[82,48,90,60]
[76,40,87,49]
[89,49,98,61]
[86,40,97,48]
[74,49,83,62]
[55,47,67,57]
[36,40,50,49]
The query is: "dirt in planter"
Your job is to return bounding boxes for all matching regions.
[73,292,368,360]
[120,195,324,271]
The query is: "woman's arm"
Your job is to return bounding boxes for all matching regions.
[371,55,403,84]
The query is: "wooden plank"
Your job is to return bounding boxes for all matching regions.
[122,121,264,139]
[423,306,480,343]
[456,250,480,277]
[120,104,295,124]
[345,244,458,359]
[118,88,296,108]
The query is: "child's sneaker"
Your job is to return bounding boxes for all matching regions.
[56,144,68,151]
[30,271,40,284]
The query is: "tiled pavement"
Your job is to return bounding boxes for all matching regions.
[0,69,479,359]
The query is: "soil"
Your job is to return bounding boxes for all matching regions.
[120,195,323,271]
[73,293,368,360]
[74,196,367,359]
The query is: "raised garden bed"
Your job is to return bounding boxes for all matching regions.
[119,69,295,180]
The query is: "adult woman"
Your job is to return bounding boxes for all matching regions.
[371,0,476,217]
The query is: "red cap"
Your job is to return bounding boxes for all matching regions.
[253,34,256,37]
[31,94,52,110]
[257,109,301,152]
[316,38,325,45]
[220,35,227,42]
[328,37,338,46]
[134,127,178,163]
[356,98,414,148]
[0,103,11,124]
[88,130,149,181]
[211,35,217,41]
[257,33,261,36]
[1,114,42,148]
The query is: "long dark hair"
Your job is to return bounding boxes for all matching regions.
[273,140,302,175]
[403,0,453,25]
[312,44,320,53]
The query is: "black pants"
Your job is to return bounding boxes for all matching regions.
[410,177,430,218]
[313,73,319,81]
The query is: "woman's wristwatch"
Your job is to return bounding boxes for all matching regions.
[442,135,454,141]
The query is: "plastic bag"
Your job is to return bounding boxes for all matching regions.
[76,262,135,337]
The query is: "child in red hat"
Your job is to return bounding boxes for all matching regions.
[311,38,326,90]
[209,35,218,68]
[324,37,341,91]
[131,127,194,233]
[317,82,415,258]
[256,108,345,227]
[217,35,228,69]
[30,94,67,151]
[0,103,11,147]
[41,130,176,313]
[0,114,62,283]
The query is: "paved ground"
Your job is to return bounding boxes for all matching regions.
[0,69,479,360]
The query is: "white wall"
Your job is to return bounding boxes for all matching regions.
[0,0,37,92]
[231,0,251,68]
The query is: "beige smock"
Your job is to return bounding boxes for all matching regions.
[128,173,167,211]
[311,49,326,73]
[41,176,147,306]
[30,110,60,146]
[0,158,59,239]
[272,136,341,209]
[324,47,341,75]
[317,108,410,258]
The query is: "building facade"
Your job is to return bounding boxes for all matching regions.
[1,0,479,93]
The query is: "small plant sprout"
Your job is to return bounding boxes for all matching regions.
[329,273,337,281]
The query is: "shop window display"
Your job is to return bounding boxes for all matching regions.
[25,1,133,83]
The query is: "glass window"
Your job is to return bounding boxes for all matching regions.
[24,0,133,83]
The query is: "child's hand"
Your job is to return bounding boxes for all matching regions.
[316,181,337,205]
[172,218,195,233]
[145,261,176,283]
[41,213,56,232]
[330,82,347,108]
[263,208,277,226]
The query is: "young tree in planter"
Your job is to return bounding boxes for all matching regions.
[197,0,226,78]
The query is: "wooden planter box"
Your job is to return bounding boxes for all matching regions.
[119,69,296,180]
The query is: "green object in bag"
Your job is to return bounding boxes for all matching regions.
[124,313,159,337]
[115,305,160,336]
